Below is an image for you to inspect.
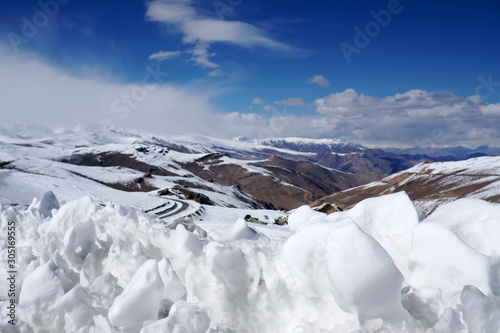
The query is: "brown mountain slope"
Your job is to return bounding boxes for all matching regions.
[177,154,382,210]
[311,156,500,214]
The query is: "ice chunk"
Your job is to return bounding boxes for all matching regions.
[324,217,409,324]
[409,220,490,300]
[30,190,60,217]
[47,196,97,249]
[58,285,95,332]
[19,261,65,330]
[283,220,335,301]
[209,218,266,241]
[460,285,500,333]
[288,205,326,232]
[170,224,205,283]
[63,218,96,270]
[422,199,500,256]
[490,256,500,296]
[158,257,186,302]
[185,244,259,328]
[331,192,419,278]
[432,307,465,333]
[108,259,164,329]
[415,206,426,222]
[206,245,259,308]
[140,301,210,333]
[408,199,500,300]
[89,273,122,308]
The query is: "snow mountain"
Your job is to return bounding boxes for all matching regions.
[312,155,500,214]
[0,125,381,211]
[2,125,500,332]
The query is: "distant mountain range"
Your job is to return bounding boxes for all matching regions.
[384,144,500,158]
[0,126,379,211]
[311,156,500,214]
[243,137,495,175]
[1,124,498,212]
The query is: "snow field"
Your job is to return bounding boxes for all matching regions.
[1,191,500,332]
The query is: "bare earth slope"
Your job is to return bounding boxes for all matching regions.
[0,126,379,211]
[311,156,500,214]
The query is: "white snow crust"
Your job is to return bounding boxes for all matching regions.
[1,191,500,332]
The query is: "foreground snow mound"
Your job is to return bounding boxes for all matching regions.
[326,192,418,279]
[209,218,267,241]
[29,190,60,218]
[287,205,326,232]
[408,199,500,301]
[324,217,409,324]
[2,192,500,332]
[108,259,164,329]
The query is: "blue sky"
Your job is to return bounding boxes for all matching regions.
[1,0,500,147]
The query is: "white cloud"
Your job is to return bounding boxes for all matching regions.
[0,49,217,135]
[145,0,195,24]
[252,97,265,105]
[149,50,182,61]
[315,89,466,116]
[0,48,300,141]
[313,89,500,147]
[263,105,276,111]
[208,69,222,77]
[146,0,296,69]
[481,103,500,116]
[274,97,304,106]
[306,75,331,87]
[3,48,498,147]
[187,44,219,68]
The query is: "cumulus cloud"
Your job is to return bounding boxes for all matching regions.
[252,97,265,105]
[274,97,304,106]
[146,0,296,69]
[208,69,222,77]
[148,50,182,61]
[313,89,500,147]
[3,47,498,147]
[263,105,277,111]
[306,75,331,87]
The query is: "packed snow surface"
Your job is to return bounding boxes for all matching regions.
[1,191,500,332]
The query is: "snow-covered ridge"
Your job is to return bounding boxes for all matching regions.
[312,155,500,214]
[2,191,500,332]
[404,155,500,175]
[253,136,353,147]
[0,124,378,210]
[251,136,363,152]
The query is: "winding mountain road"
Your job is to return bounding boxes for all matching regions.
[157,198,190,219]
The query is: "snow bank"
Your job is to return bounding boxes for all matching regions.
[209,218,267,241]
[324,217,409,324]
[318,192,418,278]
[287,204,326,232]
[108,259,164,329]
[408,198,500,301]
[2,191,500,332]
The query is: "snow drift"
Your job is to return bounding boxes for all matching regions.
[1,191,500,332]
